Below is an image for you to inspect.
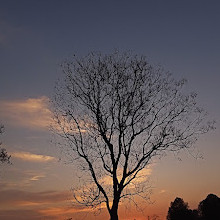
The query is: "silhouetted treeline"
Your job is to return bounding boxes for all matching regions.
[167,194,220,220]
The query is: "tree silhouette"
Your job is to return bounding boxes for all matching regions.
[0,125,11,164]
[167,197,195,220]
[167,194,220,220]
[52,51,214,220]
[198,194,220,219]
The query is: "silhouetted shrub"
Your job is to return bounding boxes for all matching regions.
[167,194,220,220]
[198,194,220,219]
[167,197,195,220]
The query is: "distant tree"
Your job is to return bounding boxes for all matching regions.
[167,197,195,220]
[0,125,11,164]
[198,194,220,219]
[52,51,214,220]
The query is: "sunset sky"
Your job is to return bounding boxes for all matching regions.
[0,1,220,219]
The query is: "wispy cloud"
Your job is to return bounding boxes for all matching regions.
[39,206,91,216]
[0,209,44,220]
[0,96,52,130]
[30,175,46,181]
[159,189,167,194]
[0,189,90,220]
[11,151,55,162]
[0,169,48,190]
[100,166,152,187]
[131,167,152,184]
[0,189,70,209]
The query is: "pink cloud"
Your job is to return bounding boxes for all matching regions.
[0,96,52,130]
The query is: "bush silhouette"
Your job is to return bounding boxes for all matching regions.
[198,194,220,219]
[167,194,220,220]
[167,197,195,220]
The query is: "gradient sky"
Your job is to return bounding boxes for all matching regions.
[0,1,220,220]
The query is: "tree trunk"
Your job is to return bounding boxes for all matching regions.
[109,199,119,220]
[110,206,119,220]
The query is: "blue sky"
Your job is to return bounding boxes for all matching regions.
[1,1,220,98]
[0,1,220,219]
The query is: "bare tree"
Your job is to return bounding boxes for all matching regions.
[52,51,214,220]
[0,125,11,164]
